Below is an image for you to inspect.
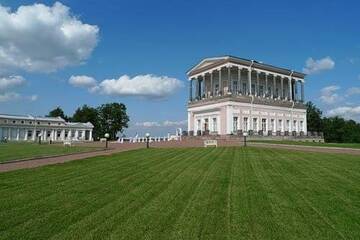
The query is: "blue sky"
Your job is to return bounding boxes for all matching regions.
[0,0,359,136]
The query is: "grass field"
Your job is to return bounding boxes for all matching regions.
[0,142,100,163]
[0,147,360,239]
[250,140,360,149]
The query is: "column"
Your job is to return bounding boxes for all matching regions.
[227,66,231,94]
[273,75,276,98]
[89,130,93,141]
[301,81,304,102]
[248,69,251,95]
[265,74,268,97]
[75,130,79,140]
[60,129,65,141]
[280,77,284,99]
[238,67,241,94]
[16,128,20,141]
[256,71,259,96]
[210,71,213,96]
[189,79,193,101]
[219,68,222,95]
[289,78,293,101]
[24,129,28,141]
[82,130,86,140]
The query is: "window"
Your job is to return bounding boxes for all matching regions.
[204,118,209,131]
[37,121,40,125]
[275,88,279,98]
[293,120,297,131]
[27,130,32,138]
[57,130,61,138]
[48,122,51,125]
[282,88,286,99]
[253,118,258,131]
[300,121,304,132]
[242,83,247,94]
[21,120,24,124]
[270,119,275,131]
[47,131,51,137]
[12,120,16,124]
[215,84,219,94]
[259,86,264,97]
[212,118,217,132]
[4,120,7,123]
[65,130,69,138]
[261,118,267,132]
[243,117,248,131]
[251,84,255,95]
[278,119,282,131]
[268,87,272,96]
[286,120,290,131]
[197,120,201,131]
[29,121,32,124]
[233,117,238,133]
[232,81,238,93]
[78,131,83,138]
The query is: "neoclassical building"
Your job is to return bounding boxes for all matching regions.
[187,56,307,136]
[0,114,94,142]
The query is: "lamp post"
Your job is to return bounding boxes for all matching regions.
[145,133,150,149]
[243,132,248,147]
[104,133,110,148]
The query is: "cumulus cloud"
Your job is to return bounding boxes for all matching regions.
[69,74,184,99]
[346,87,360,96]
[98,74,184,98]
[327,106,360,120]
[0,2,99,73]
[69,75,97,88]
[0,75,25,91]
[135,120,187,128]
[319,85,342,104]
[0,92,20,102]
[303,57,335,74]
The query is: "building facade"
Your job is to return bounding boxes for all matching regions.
[0,114,94,142]
[187,56,307,136]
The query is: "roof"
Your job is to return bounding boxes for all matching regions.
[0,113,65,122]
[187,55,306,79]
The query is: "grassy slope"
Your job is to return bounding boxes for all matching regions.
[0,147,359,239]
[250,140,360,149]
[0,143,99,163]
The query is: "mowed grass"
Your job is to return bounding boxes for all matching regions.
[0,147,360,240]
[250,140,360,149]
[0,142,100,163]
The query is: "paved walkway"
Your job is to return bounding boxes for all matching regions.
[0,143,144,173]
[1,141,359,173]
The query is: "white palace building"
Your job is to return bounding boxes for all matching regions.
[0,114,94,142]
[187,56,307,136]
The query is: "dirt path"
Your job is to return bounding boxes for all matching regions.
[1,141,359,173]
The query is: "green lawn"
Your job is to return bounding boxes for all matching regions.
[0,142,100,163]
[0,147,360,239]
[250,140,360,149]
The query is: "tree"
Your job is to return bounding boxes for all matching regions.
[72,105,101,140]
[47,107,68,121]
[305,101,323,132]
[97,103,129,140]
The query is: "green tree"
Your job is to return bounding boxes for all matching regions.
[97,103,129,140]
[305,101,323,132]
[47,106,69,121]
[72,105,101,140]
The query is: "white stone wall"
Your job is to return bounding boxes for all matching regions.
[188,100,307,135]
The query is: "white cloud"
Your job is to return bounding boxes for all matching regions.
[28,94,38,101]
[163,120,187,127]
[0,92,20,102]
[135,121,161,127]
[303,57,335,74]
[135,120,187,128]
[98,74,184,98]
[327,106,360,120]
[319,85,342,104]
[69,75,97,88]
[70,74,184,99]
[0,75,25,91]
[346,87,360,96]
[0,2,99,73]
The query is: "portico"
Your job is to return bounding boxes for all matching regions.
[187,56,307,136]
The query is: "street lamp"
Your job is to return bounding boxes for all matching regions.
[243,132,248,147]
[104,133,110,148]
[145,133,150,149]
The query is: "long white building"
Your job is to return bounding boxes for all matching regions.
[0,114,94,142]
[187,56,307,136]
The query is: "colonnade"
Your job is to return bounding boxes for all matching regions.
[189,65,305,102]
